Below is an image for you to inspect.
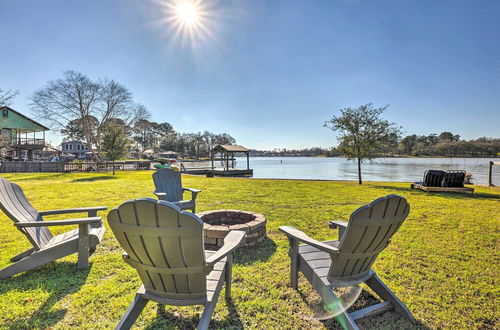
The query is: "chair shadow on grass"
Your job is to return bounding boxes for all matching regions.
[0,261,91,329]
[375,184,500,200]
[144,297,243,329]
[233,236,277,265]
[72,176,117,182]
[297,287,430,330]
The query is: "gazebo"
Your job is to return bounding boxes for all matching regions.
[211,144,250,172]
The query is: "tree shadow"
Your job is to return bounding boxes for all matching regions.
[0,261,91,329]
[296,288,429,330]
[144,297,243,329]
[72,176,117,182]
[7,173,68,182]
[233,236,277,265]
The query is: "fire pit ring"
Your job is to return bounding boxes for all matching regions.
[196,210,267,249]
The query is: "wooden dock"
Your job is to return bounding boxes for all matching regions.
[180,165,253,177]
[410,183,474,194]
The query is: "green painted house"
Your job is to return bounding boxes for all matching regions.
[0,106,49,161]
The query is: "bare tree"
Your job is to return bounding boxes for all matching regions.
[0,89,19,107]
[31,71,150,160]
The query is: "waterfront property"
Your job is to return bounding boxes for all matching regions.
[0,106,49,161]
[0,171,497,329]
[60,140,91,160]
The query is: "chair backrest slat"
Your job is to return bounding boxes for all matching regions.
[108,198,207,301]
[152,169,183,202]
[328,195,409,281]
[0,178,53,249]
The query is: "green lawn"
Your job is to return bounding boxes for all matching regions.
[0,171,498,329]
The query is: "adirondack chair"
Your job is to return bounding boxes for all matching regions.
[280,194,414,330]
[0,178,106,279]
[152,168,201,212]
[108,198,245,330]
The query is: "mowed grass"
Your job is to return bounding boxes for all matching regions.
[0,171,498,329]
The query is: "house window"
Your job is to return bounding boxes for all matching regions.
[77,145,80,150]
[2,109,8,118]
[70,144,73,150]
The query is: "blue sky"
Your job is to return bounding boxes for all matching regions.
[1,0,499,149]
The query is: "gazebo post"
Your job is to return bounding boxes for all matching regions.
[211,150,215,170]
[246,152,249,170]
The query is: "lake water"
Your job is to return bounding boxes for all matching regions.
[232,157,499,185]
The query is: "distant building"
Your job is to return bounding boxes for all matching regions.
[158,151,178,159]
[61,140,91,159]
[0,106,49,161]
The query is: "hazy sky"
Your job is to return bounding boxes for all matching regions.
[1,0,499,149]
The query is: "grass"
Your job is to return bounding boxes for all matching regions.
[0,171,498,329]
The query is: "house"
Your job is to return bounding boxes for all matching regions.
[61,140,91,159]
[157,151,178,159]
[0,106,49,161]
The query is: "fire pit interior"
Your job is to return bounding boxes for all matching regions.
[197,210,266,249]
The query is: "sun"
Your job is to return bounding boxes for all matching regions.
[151,0,218,51]
[174,1,200,26]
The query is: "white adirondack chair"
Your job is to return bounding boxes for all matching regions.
[280,194,414,329]
[108,198,245,330]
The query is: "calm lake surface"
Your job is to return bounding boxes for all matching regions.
[233,157,499,185]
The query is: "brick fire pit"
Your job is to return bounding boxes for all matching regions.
[197,210,266,249]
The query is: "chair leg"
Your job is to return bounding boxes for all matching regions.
[10,247,35,262]
[78,223,90,269]
[225,254,233,300]
[365,273,415,322]
[116,293,149,330]
[288,239,299,289]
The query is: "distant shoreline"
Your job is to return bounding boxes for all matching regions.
[243,155,500,159]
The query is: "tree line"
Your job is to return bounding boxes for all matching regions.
[2,71,236,161]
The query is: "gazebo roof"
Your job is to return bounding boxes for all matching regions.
[213,144,250,153]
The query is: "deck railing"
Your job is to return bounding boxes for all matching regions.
[11,137,45,146]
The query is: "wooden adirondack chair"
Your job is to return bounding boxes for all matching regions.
[152,168,201,212]
[280,194,414,330]
[108,198,245,330]
[0,178,107,279]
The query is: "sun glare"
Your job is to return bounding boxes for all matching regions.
[151,0,223,54]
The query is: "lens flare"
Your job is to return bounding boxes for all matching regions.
[307,285,362,321]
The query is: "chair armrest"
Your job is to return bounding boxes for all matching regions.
[39,206,107,216]
[206,231,245,266]
[328,221,348,239]
[279,226,339,254]
[182,187,201,200]
[15,217,102,227]
[153,191,167,200]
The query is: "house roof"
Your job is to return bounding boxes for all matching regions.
[213,144,250,153]
[62,140,87,144]
[0,106,49,131]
